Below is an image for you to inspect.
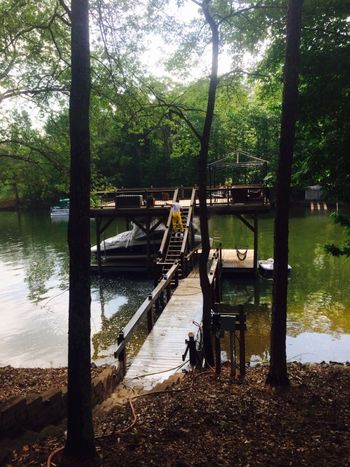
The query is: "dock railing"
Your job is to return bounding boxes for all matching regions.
[208,246,223,304]
[96,187,188,207]
[203,185,268,207]
[157,188,179,261]
[179,187,197,276]
[114,262,179,375]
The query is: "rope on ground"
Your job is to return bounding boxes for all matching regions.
[47,367,216,465]
[129,359,189,380]
[47,446,64,467]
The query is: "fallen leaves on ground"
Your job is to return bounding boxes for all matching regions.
[3,363,350,466]
[0,366,104,408]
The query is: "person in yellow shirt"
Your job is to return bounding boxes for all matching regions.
[171,199,184,236]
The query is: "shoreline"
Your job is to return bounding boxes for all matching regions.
[2,362,350,466]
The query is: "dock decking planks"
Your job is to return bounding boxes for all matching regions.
[124,277,203,386]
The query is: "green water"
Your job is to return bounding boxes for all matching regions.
[0,209,349,368]
[213,208,350,363]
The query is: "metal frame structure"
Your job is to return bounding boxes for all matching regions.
[208,150,269,188]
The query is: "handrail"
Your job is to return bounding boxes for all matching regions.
[158,188,179,260]
[114,263,179,360]
[208,249,221,285]
[114,246,223,374]
[180,187,196,256]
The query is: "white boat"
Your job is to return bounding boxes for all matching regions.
[91,220,166,259]
[91,220,204,260]
[50,198,69,218]
[258,258,292,277]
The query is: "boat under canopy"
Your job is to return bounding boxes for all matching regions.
[91,220,165,259]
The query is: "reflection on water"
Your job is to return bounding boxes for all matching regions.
[90,276,151,365]
[0,208,350,367]
[0,212,152,367]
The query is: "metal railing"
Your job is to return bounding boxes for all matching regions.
[198,185,269,207]
[157,188,179,260]
[178,187,197,276]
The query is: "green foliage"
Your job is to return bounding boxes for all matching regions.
[1,0,348,206]
[325,214,350,257]
[254,0,350,198]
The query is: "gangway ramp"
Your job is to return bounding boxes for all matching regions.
[123,253,220,389]
[124,277,202,387]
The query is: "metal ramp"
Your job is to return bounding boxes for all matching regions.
[157,188,198,279]
[161,206,189,277]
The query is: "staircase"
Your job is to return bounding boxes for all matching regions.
[162,207,189,278]
[156,187,198,281]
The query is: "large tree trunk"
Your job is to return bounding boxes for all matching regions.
[63,0,97,462]
[198,1,220,367]
[266,0,303,387]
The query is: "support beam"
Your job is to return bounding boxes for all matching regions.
[253,215,258,272]
[95,217,102,274]
[234,213,254,232]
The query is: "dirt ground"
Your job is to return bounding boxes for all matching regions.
[2,362,350,466]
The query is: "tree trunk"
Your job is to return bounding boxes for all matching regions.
[266,0,303,387]
[63,0,98,462]
[198,1,220,367]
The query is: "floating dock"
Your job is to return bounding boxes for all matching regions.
[221,249,255,274]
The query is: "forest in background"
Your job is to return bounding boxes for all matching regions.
[0,0,349,206]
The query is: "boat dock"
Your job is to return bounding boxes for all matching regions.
[114,252,221,388]
[124,275,203,387]
[98,154,271,385]
[90,185,269,276]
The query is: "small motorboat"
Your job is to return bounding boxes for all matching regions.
[91,220,166,259]
[91,219,204,261]
[258,258,292,277]
[50,198,69,218]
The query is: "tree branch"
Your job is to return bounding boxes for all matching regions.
[0,153,43,165]
[0,85,68,103]
[57,0,72,21]
[0,140,67,172]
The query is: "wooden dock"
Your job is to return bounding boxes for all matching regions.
[221,248,255,274]
[90,185,268,275]
[124,276,202,387]
[123,258,219,389]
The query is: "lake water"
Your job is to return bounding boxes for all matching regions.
[0,208,349,368]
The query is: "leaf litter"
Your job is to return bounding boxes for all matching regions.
[3,362,350,466]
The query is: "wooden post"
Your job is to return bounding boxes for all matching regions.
[174,266,179,288]
[166,283,171,302]
[214,262,221,303]
[215,333,221,374]
[96,217,102,275]
[159,290,165,309]
[219,246,223,302]
[117,331,126,376]
[253,215,258,273]
[229,330,235,383]
[213,313,221,374]
[239,305,246,379]
[146,215,151,271]
[147,294,154,332]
